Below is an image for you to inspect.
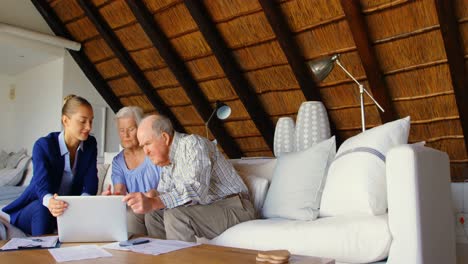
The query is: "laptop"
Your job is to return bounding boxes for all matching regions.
[57,195,128,242]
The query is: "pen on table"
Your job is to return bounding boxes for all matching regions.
[27,238,43,242]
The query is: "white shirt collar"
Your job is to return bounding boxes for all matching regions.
[58,131,84,156]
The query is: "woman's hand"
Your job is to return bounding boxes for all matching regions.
[47,194,68,217]
[101,184,112,196]
[113,184,125,195]
[101,184,124,195]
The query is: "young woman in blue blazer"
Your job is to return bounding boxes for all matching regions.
[2,95,98,235]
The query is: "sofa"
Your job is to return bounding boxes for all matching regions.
[0,149,31,187]
[201,115,457,264]
[95,118,456,264]
[205,144,455,264]
[0,150,32,239]
[0,149,32,222]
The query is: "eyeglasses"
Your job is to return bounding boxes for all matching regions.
[119,127,137,135]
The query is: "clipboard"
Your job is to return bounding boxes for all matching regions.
[0,236,60,251]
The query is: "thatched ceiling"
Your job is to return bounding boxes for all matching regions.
[32,0,467,181]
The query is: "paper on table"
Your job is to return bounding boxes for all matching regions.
[131,238,197,255]
[101,242,131,251]
[1,236,58,250]
[102,238,198,255]
[49,245,112,262]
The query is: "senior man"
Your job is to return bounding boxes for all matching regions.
[123,114,254,242]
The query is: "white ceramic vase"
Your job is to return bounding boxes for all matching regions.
[295,101,330,152]
[273,117,296,157]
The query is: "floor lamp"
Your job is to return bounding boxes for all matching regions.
[307,54,385,132]
[205,101,231,139]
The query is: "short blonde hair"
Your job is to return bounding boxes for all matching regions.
[115,106,144,125]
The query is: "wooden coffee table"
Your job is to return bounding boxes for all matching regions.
[0,240,335,263]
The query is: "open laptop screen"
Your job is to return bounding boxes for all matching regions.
[57,196,128,242]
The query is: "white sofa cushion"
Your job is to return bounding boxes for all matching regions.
[98,152,120,194]
[210,214,391,263]
[320,117,410,216]
[262,137,335,220]
[231,158,277,182]
[243,175,269,217]
[230,158,277,216]
[96,163,110,194]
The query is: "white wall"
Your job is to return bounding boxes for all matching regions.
[0,74,15,151]
[12,57,64,155]
[0,52,119,157]
[62,52,119,154]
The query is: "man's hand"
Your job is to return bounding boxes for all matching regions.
[47,194,68,217]
[123,192,165,214]
[144,189,159,198]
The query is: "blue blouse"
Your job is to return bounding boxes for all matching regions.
[111,151,160,193]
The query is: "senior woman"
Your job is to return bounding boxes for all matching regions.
[102,106,161,235]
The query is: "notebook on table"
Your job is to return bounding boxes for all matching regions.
[57,195,128,242]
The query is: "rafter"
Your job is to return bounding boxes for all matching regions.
[185,0,275,150]
[76,0,185,132]
[259,0,321,101]
[258,0,340,143]
[126,0,242,158]
[435,0,468,159]
[31,0,122,113]
[339,0,397,124]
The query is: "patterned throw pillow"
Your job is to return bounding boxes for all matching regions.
[0,150,9,169]
[5,149,27,169]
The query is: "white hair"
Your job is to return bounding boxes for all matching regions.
[144,115,174,137]
[115,106,144,125]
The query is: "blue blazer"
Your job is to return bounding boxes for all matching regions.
[2,132,98,224]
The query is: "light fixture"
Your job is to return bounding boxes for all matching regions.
[307,54,384,132]
[205,101,231,139]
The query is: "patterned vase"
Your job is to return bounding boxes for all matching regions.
[273,117,296,157]
[295,101,330,152]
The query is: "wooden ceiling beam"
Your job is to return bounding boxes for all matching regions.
[258,0,340,143]
[31,0,122,113]
[126,0,242,158]
[435,0,468,159]
[185,1,275,151]
[339,0,397,124]
[76,0,185,132]
[259,0,322,101]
